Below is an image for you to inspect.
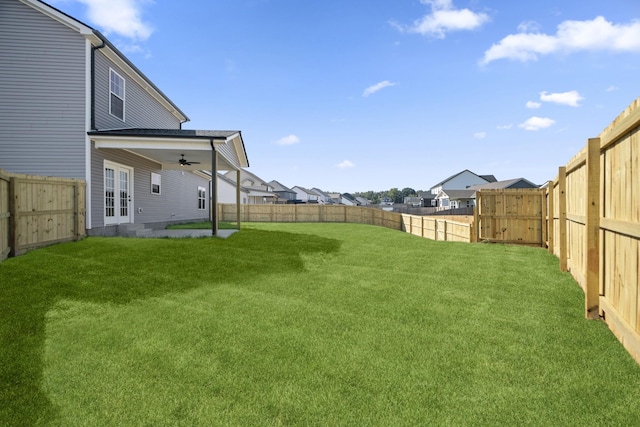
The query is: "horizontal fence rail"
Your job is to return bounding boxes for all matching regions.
[0,169,86,261]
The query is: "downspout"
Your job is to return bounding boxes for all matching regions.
[90,39,106,131]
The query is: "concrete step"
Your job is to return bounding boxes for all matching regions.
[117,223,153,237]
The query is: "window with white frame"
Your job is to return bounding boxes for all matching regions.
[198,186,206,210]
[151,172,161,195]
[109,69,125,120]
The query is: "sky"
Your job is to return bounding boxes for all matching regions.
[51,0,640,193]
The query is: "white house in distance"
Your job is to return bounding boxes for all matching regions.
[311,188,333,204]
[224,169,278,204]
[436,177,539,210]
[430,170,497,210]
[292,186,319,203]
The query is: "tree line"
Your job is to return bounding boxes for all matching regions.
[353,188,424,204]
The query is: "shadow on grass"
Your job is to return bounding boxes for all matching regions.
[0,229,341,425]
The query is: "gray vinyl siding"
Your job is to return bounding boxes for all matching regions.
[90,146,210,232]
[0,0,87,178]
[93,52,181,130]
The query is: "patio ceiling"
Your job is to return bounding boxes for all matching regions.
[88,129,249,171]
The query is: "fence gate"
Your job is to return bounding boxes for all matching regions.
[474,189,546,246]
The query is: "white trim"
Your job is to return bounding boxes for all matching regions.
[109,68,126,121]
[151,172,161,195]
[19,0,94,35]
[94,137,213,150]
[197,186,207,210]
[103,160,134,225]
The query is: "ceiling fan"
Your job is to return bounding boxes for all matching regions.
[178,154,200,167]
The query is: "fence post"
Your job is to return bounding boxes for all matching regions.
[473,195,480,242]
[9,177,18,257]
[585,138,601,319]
[558,167,568,271]
[547,184,555,254]
[74,181,82,240]
[540,189,547,248]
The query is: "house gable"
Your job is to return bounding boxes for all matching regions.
[430,170,492,195]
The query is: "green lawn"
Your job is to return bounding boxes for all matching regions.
[1,223,639,426]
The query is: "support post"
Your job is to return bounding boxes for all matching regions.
[236,169,241,230]
[558,166,568,272]
[585,137,601,319]
[211,146,218,237]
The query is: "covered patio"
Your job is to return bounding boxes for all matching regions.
[88,128,249,236]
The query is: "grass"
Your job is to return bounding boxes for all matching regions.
[166,221,236,230]
[1,222,639,426]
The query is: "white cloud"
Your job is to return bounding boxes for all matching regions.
[517,21,541,33]
[481,16,640,65]
[526,101,542,109]
[606,85,619,92]
[363,80,397,97]
[75,0,154,41]
[473,131,487,139]
[337,160,355,169]
[274,135,300,146]
[540,90,584,107]
[519,116,555,131]
[497,124,513,130]
[393,0,490,39]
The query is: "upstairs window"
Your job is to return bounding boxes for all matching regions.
[109,69,125,120]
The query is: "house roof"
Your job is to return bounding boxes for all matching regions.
[310,188,330,198]
[224,168,269,188]
[29,0,189,123]
[467,178,538,190]
[437,189,476,200]
[479,175,498,183]
[293,186,317,196]
[268,180,295,193]
[341,193,358,203]
[431,169,492,189]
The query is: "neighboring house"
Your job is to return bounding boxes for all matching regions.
[268,180,297,203]
[355,196,371,206]
[328,192,342,204]
[216,173,250,205]
[0,0,249,236]
[467,178,538,191]
[223,169,278,204]
[310,188,333,204]
[417,191,437,207]
[435,190,476,210]
[292,186,319,203]
[404,196,423,207]
[430,170,496,210]
[340,193,359,206]
[436,178,539,210]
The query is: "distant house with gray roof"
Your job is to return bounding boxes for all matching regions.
[269,180,297,203]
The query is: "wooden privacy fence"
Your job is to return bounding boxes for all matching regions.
[475,189,546,246]
[219,203,404,230]
[545,97,640,363]
[402,214,474,242]
[0,169,86,262]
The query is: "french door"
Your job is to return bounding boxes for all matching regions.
[104,161,133,225]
